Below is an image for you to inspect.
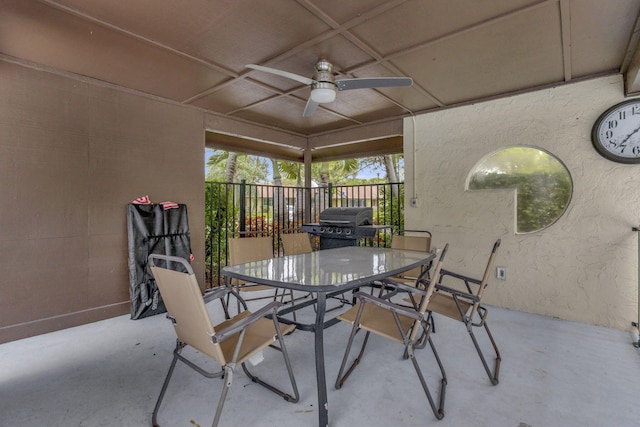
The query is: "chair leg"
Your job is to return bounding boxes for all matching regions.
[240,323,300,403]
[152,350,180,427]
[152,344,235,427]
[288,289,297,322]
[211,365,234,427]
[466,319,501,385]
[408,337,447,420]
[218,295,231,320]
[274,289,299,322]
[335,329,371,389]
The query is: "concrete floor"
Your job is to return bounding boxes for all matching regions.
[2,292,640,427]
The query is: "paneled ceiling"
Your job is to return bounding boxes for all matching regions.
[2,0,640,160]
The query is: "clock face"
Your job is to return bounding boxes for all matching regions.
[591,99,640,163]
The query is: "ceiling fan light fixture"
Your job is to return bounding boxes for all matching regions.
[310,87,336,103]
[246,59,412,115]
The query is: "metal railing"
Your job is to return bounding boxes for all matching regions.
[204,180,404,288]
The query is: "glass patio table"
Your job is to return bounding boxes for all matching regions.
[221,245,435,427]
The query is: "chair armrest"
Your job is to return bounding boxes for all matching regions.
[434,283,480,303]
[202,287,231,304]
[212,301,283,343]
[353,292,423,321]
[390,279,431,296]
[375,278,407,299]
[379,277,430,294]
[440,268,482,286]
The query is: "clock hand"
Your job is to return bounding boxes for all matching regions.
[619,125,640,146]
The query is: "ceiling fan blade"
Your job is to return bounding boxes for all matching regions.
[335,77,413,91]
[246,64,315,85]
[303,98,319,117]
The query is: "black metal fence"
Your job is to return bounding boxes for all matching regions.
[204,180,404,288]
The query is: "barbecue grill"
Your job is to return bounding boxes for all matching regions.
[302,207,389,249]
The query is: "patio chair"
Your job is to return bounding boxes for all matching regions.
[389,229,432,286]
[228,234,297,320]
[148,254,299,427]
[428,239,502,385]
[281,231,347,312]
[280,231,314,255]
[334,244,450,420]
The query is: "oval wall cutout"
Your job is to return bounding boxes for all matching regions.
[467,147,572,233]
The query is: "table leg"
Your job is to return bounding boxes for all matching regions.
[315,292,329,427]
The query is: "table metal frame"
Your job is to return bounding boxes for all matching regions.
[221,246,435,427]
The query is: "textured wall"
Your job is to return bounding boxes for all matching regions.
[0,61,205,342]
[405,75,640,330]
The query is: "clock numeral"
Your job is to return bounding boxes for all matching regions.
[607,119,618,129]
[634,146,640,156]
[619,111,627,120]
[632,106,640,115]
[605,130,614,139]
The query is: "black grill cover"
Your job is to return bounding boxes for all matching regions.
[126,203,192,319]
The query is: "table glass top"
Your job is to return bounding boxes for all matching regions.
[222,246,434,290]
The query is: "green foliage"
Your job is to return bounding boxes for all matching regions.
[204,183,235,285]
[373,183,404,246]
[207,148,404,186]
[206,150,269,182]
[469,147,572,233]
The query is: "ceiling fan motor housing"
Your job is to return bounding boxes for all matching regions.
[311,60,337,102]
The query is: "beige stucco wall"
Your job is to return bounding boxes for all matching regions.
[404,75,640,330]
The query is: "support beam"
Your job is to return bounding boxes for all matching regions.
[309,119,403,149]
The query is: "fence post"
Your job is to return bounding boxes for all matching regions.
[239,179,246,235]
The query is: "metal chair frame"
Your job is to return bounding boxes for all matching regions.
[427,239,502,385]
[334,245,449,420]
[149,254,299,427]
[228,233,297,321]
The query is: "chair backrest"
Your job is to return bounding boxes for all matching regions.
[228,236,273,266]
[391,232,431,279]
[149,255,225,365]
[391,235,431,252]
[460,239,501,319]
[410,243,449,341]
[472,239,501,304]
[281,232,313,255]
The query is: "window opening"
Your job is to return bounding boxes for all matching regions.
[467,147,572,233]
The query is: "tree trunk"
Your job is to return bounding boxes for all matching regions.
[271,159,284,225]
[224,152,238,182]
[319,166,330,212]
[383,154,399,199]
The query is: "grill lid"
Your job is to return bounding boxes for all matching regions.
[319,207,372,226]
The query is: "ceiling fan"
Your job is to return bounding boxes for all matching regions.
[246,59,413,117]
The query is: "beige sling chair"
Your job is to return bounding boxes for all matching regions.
[227,234,275,295]
[148,254,299,427]
[389,229,432,286]
[280,231,349,312]
[427,239,502,385]
[280,231,314,256]
[228,235,297,319]
[334,244,450,421]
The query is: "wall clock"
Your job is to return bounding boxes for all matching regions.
[591,99,640,163]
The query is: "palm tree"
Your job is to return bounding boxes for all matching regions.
[271,159,284,223]
[206,150,268,183]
